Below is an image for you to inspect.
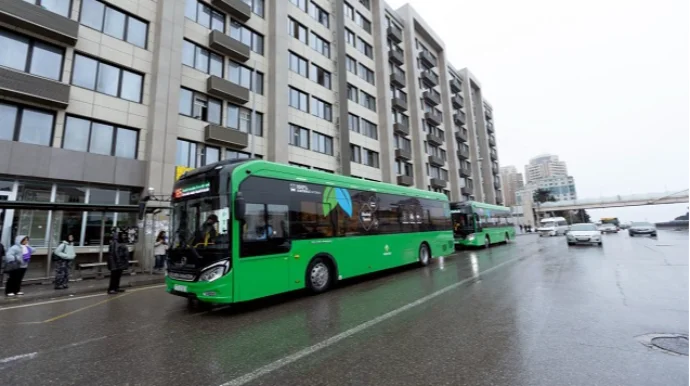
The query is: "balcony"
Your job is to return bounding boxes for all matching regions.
[428,155,444,167]
[395,148,412,160]
[0,67,70,108]
[426,132,443,146]
[450,78,462,93]
[454,111,466,126]
[419,51,437,68]
[485,108,493,119]
[492,163,499,175]
[423,90,441,106]
[207,75,249,104]
[209,30,250,62]
[420,71,439,87]
[459,166,471,178]
[489,136,496,147]
[490,149,498,160]
[205,124,248,148]
[393,122,409,136]
[430,178,447,189]
[455,130,468,143]
[461,187,472,196]
[0,0,79,46]
[451,94,464,109]
[457,147,470,160]
[424,111,443,126]
[397,175,414,186]
[211,0,251,22]
[388,49,404,65]
[494,180,501,190]
[387,26,402,44]
[390,72,406,88]
[391,96,407,112]
[486,122,494,132]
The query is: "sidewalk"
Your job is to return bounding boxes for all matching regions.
[0,273,166,306]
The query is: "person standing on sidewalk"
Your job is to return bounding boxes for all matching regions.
[107,231,130,295]
[53,234,77,290]
[4,235,34,297]
[153,231,168,274]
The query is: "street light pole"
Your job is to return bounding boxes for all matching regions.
[249,59,257,159]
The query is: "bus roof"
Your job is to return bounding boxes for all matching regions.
[183,159,449,201]
[450,200,510,212]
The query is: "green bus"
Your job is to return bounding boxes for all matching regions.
[450,201,515,248]
[165,159,454,305]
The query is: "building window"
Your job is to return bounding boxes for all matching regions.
[358,63,375,85]
[288,18,308,44]
[348,113,360,133]
[230,21,264,54]
[361,119,377,140]
[288,51,308,77]
[25,0,72,17]
[392,110,409,127]
[0,102,54,146]
[310,32,330,58]
[178,88,222,125]
[347,84,358,102]
[290,162,311,169]
[288,87,309,112]
[355,12,371,33]
[362,148,379,168]
[80,0,148,48]
[289,0,307,11]
[227,104,263,136]
[314,167,334,174]
[289,123,309,149]
[357,38,373,58]
[350,144,361,163]
[71,54,143,103]
[0,29,64,81]
[395,161,412,176]
[63,115,138,159]
[182,40,223,77]
[309,64,331,89]
[309,2,329,28]
[184,0,224,31]
[394,135,411,151]
[242,0,265,17]
[359,0,371,10]
[359,91,376,111]
[176,139,198,168]
[344,2,354,19]
[227,150,253,159]
[311,132,333,155]
[228,61,263,94]
[346,56,357,74]
[345,28,355,46]
[311,98,332,121]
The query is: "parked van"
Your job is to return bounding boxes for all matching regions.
[538,217,569,236]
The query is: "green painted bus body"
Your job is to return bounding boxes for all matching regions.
[166,160,454,304]
[451,201,516,248]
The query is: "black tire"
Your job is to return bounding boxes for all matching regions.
[418,243,431,266]
[187,298,212,311]
[505,232,510,243]
[598,242,603,247]
[306,257,332,294]
[567,242,574,246]
[484,236,491,249]
[629,233,634,237]
[651,233,657,238]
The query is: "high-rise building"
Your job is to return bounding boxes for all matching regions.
[499,165,524,207]
[0,0,505,258]
[524,154,568,183]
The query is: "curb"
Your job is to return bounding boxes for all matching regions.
[0,277,166,306]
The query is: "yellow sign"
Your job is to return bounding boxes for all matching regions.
[175,166,194,181]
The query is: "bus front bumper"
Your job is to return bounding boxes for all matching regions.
[165,275,234,304]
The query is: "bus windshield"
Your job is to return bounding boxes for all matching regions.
[451,204,475,236]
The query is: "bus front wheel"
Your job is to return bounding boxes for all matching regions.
[307,257,332,294]
[418,243,430,266]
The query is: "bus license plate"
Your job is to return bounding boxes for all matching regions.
[174,284,188,293]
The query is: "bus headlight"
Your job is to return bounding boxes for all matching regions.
[199,261,229,283]
[467,234,475,241]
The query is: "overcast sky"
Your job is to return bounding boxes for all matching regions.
[386,0,689,221]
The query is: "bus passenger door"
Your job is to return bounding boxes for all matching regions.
[235,204,291,301]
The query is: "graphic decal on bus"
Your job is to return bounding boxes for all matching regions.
[323,186,353,217]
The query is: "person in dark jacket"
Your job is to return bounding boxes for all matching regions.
[107,232,130,294]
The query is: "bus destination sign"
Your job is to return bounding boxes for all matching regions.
[174,181,210,198]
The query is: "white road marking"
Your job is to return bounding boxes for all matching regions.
[0,352,37,364]
[219,254,526,386]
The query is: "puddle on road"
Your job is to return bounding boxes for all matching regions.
[635,333,689,356]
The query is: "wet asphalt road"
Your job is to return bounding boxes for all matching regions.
[0,231,687,386]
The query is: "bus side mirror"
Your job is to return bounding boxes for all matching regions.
[234,193,246,221]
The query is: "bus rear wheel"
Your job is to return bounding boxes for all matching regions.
[418,243,430,266]
[307,257,332,294]
[484,236,491,249]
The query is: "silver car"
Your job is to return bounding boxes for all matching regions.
[628,222,657,237]
[567,223,603,246]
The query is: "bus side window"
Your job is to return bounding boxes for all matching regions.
[240,203,290,257]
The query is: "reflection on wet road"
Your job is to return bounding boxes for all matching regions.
[0,231,687,386]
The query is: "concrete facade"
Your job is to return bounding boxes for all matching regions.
[525,153,568,183]
[0,0,505,204]
[500,165,524,207]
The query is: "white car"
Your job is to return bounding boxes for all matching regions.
[566,223,603,246]
[538,217,569,236]
[597,223,619,234]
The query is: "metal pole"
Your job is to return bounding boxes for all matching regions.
[249,59,257,158]
[97,211,106,278]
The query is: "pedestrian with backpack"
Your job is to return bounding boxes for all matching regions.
[53,234,76,290]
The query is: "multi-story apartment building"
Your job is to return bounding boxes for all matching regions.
[0,0,505,278]
[525,154,568,183]
[499,165,524,207]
